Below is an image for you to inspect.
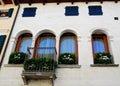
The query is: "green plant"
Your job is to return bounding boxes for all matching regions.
[59,53,76,64]
[94,52,112,64]
[8,52,26,64]
[24,57,57,71]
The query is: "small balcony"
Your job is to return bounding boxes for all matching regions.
[21,47,57,85]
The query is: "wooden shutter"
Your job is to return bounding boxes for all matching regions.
[0,35,6,53]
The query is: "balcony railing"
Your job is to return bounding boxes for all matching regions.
[22,47,57,85]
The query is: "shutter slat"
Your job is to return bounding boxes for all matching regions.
[0,35,6,53]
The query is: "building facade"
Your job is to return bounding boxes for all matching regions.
[0,1,18,66]
[0,0,120,86]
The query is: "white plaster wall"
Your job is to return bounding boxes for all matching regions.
[1,2,120,86]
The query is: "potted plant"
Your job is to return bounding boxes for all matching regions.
[94,52,112,64]
[8,52,26,64]
[59,53,76,64]
[24,57,57,71]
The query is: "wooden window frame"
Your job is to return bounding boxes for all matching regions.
[92,34,109,59]
[15,33,32,52]
[59,33,78,64]
[34,33,56,57]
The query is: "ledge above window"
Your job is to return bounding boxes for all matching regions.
[57,64,81,68]
[90,64,119,67]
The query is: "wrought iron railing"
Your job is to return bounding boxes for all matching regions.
[23,47,57,72]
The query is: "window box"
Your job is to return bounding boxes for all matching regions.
[94,52,112,64]
[8,52,26,64]
[59,53,76,64]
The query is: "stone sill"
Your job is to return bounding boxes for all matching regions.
[57,64,81,68]
[4,64,23,67]
[90,64,119,67]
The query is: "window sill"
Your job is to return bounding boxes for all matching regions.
[90,64,119,67]
[57,64,81,68]
[4,64,23,67]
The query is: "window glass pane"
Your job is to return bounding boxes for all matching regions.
[65,6,79,16]
[93,38,105,54]
[60,36,75,54]
[38,37,54,54]
[39,37,54,47]
[19,37,32,53]
[22,7,37,17]
[88,6,103,15]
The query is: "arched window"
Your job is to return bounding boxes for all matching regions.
[59,33,78,63]
[34,33,55,57]
[92,34,113,64]
[92,34,109,54]
[15,33,32,53]
[60,36,75,54]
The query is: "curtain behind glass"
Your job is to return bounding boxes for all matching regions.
[93,38,105,54]
[38,37,54,54]
[60,36,75,54]
[19,37,32,53]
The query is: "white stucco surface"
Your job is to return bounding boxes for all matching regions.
[1,2,120,86]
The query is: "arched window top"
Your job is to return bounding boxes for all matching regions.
[91,34,113,64]
[18,33,32,38]
[92,34,107,37]
[34,33,56,57]
[92,34,109,54]
[39,33,55,37]
[91,29,108,36]
[15,33,32,53]
[61,32,76,37]
[59,32,78,64]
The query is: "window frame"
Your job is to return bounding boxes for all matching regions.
[0,8,14,17]
[59,33,78,63]
[92,34,109,59]
[88,6,103,16]
[15,33,32,52]
[65,6,79,16]
[34,33,56,57]
[22,7,37,17]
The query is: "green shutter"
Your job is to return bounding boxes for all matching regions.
[0,35,6,53]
